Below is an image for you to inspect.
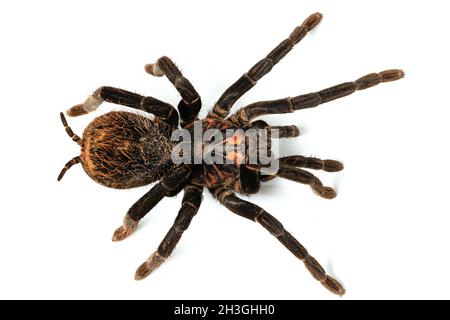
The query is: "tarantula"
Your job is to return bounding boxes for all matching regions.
[58,13,403,296]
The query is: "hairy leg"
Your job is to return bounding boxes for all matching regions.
[66,86,179,130]
[247,120,300,139]
[270,125,300,138]
[239,165,260,194]
[112,165,191,241]
[231,69,404,124]
[216,189,345,296]
[135,184,203,280]
[277,165,336,199]
[280,155,343,172]
[146,56,201,126]
[209,12,323,119]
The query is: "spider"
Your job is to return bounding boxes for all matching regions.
[58,12,403,296]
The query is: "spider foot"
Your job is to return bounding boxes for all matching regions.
[66,89,103,117]
[312,186,337,199]
[323,160,344,172]
[66,104,88,117]
[134,252,165,280]
[303,12,323,31]
[112,214,138,242]
[144,63,164,77]
[321,275,346,296]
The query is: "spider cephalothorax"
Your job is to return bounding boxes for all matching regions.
[59,13,403,296]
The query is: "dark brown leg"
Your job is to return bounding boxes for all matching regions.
[216,189,345,296]
[57,156,81,181]
[112,165,191,241]
[269,125,300,138]
[280,155,343,172]
[259,157,342,182]
[247,120,300,140]
[247,119,300,138]
[145,56,201,126]
[209,12,323,119]
[277,165,336,199]
[66,86,179,130]
[232,69,404,124]
[135,184,203,280]
[239,165,260,194]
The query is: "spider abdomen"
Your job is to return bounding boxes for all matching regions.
[80,111,173,189]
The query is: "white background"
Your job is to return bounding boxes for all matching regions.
[1,0,449,300]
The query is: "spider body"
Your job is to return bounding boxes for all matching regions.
[82,112,261,192]
[59,13,403,296]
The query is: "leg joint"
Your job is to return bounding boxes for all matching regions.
[256,211,285,237]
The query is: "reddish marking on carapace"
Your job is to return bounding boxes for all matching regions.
[226,151,245,166]
[224,131,245,146]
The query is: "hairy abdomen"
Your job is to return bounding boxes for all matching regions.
[80,111,173,189]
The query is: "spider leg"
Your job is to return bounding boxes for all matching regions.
[112,165,191,241]
[135,184,203,280]
[215,188,345,296]
[277,165,336,199]
[279,155,343,172]
[66,86,179,130]
[209,12,323,119]
[269,125,301,138]
[248,120,300,139]
[255,164,337,198]
[239,164,260,194]
[145,56,201,127]
[231,69,404,124]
